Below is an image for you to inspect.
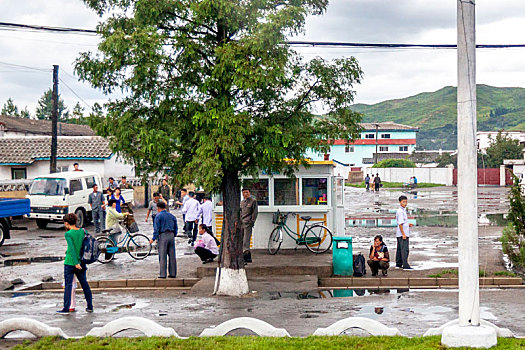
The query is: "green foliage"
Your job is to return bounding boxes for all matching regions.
[435,153,457,167]
[351,84,525,150]
[484,131,524,168]
[75,0,363,194]
[372,159,416,168]
[13,335,525,350]
[501,172,525,267]
[35,89,69,121]
[1,98,31,118]
[493,270,517,277]
[428,269,458,278]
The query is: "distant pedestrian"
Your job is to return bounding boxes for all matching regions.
[149,201,177,278]
[88,184,105,233]
[374,173,381,192]
[240,188,258,264]
[56,213,93,314]
[365,174,370,191]
[199,195,213,231]
[175,188,189,220]
[119,176,133,190]
[194,224,219,264]
[72,163,83,172]
[145,192,164,224]
[107,177,117,191]
[413,176,418,188]
[396,195,414,270]
[158,178,171,211]
[182,191,200,246]
[367,235,390,276]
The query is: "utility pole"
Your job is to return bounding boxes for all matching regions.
[374,123,379,164]
[442,1,496,347]
[50,65,59,174]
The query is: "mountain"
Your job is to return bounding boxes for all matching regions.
[350,85,525,150]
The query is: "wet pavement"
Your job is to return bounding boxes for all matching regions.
[1,186,524,342]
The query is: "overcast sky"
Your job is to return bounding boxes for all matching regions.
[1,0,525,115]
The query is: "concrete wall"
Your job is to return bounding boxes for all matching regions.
[363,167,454,186]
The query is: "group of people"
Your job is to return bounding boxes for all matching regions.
[367,195,414,276]
[364,173,382,192]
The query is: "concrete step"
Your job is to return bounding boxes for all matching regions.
[319,277,524,289]
[196,265,332,278]
[21,278,200,292]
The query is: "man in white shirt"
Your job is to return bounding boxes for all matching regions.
[199,195,213,231]
[396,195,414,270]
[175,188,189,220]
[182,191,200,246]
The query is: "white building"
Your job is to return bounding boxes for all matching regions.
[477,131,525,153]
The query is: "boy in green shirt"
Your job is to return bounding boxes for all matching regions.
[56,213,93,314]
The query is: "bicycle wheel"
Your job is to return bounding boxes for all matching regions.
[127,233,152,260]
[304,224,333,254]
[96,236,116,263]
[268,226,283,255]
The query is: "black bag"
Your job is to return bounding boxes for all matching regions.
[80,229,100,264]
[353,253,366,277]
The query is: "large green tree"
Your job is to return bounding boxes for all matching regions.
[76,0,363,295]
[484,131,523,168]
[35,89,69,121]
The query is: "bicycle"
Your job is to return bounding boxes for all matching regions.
[268,211,333,255]
[96,215,152,263]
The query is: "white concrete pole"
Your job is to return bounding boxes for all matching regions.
[442,1,497,347]
[456,0,480,327]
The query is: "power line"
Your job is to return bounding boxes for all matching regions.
[1,21,525,50]
[59,78,93,111]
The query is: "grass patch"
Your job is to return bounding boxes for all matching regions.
[428,269,458,278]
[346,181,444,189]
[12,336,525,350]
[493,271,518,277]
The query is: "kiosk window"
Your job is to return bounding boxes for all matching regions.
[302,178,328,205]
[242,179,269,206]
[274,179,299,206]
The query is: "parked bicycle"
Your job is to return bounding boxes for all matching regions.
[96,214,151,263]
[268,211,333,255]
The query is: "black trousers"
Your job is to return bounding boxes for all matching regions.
[184,221,198,243]
[374,183,380,191]
[195,246,217,262]
[367,260,389,275]
[396,237,410,269]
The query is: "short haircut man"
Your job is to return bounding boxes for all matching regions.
[399,195,408,202]
[157,201,166,209]
[188,191,195,197]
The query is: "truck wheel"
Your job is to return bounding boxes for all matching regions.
[75,209,85,228]
[0,223,6,247]
[36,219,49,229]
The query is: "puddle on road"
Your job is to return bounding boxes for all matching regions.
[261,288,409,300]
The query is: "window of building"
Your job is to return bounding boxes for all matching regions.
[345,145,354,153]
[365,133,375,139]
[57,166,69,173]
[379,146,389,152]
[242,179,269,205]
[399,146,408,152]
[274,178,299,206]
[11,168,27,180]
[69,179,83,195]
[85,176,97,189]
[302,178,328,205]
[381,134,391,139]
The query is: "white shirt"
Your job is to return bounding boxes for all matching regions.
[182,194,189,205]
[200,200,213,227]
[182,197,201,222]
[396,206,410,237]
[201,232,219,255]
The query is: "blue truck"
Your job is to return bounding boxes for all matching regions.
[0,198,31,247]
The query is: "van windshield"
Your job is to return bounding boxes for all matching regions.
[29,178,67,196]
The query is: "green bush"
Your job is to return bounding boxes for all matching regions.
[372,159,416,168]
[501,172,525,268]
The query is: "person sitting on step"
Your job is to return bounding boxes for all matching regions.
[367,234,390,276]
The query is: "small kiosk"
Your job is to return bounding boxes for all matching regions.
[213,161,345,250]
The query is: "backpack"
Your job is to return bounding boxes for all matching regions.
[80,229,100,264]
[353,253,366,277]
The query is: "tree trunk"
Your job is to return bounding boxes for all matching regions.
[215,169,249,296]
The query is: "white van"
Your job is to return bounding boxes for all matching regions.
[27,171,134,228]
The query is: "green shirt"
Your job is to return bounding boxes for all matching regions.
[64,229,84,266]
